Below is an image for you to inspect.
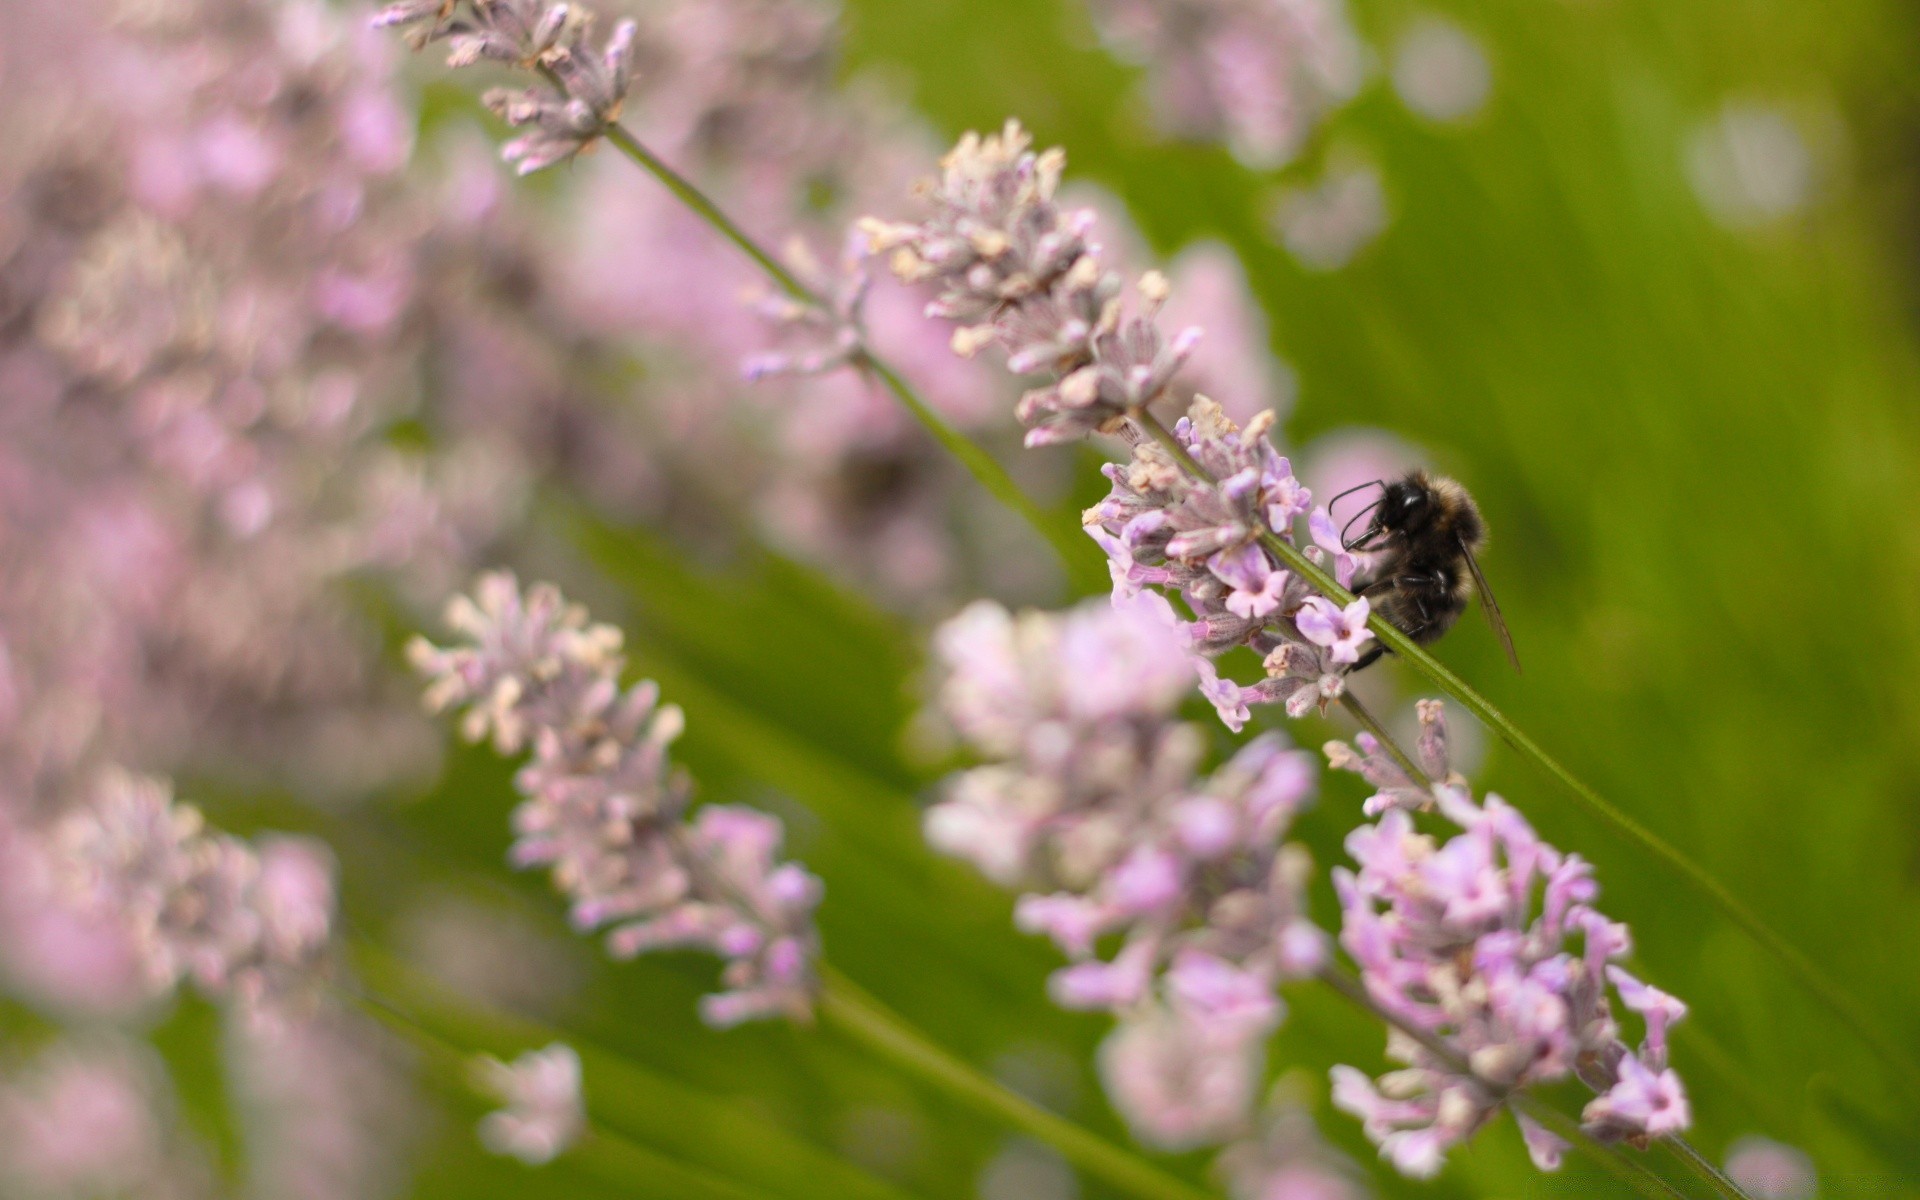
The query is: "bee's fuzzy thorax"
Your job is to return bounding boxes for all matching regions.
[1420,473,1487,554]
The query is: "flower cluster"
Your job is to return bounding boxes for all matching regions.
[863,120,1201,446]
[929,598,1326,1149]
[473,1043,587,1164]
[868,123,1374,727]
[55,771,338,1018]
[377,0,639,173]
[1081,0,1368,168]
[410,572,823,1026]
[1330,769,1691,1177]
[1324,698,1464,816]
[0,1037,210,1200]
[1087,397,1373,730]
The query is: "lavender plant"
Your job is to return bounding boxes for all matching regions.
[56,770,339,1020]
[863,121,1377,731]
[929,598,1699,1186]
[928,597,1325,1150]
[860,123,1889,1116]
[1326,719,1691,1177]
[409,571,824,1027]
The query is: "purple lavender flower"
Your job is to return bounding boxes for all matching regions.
[741,232,875,382]
[1082,0,1368,168]
[1086,398,1370,730]
[929,598,1325,1149]
[410,571,822,1026]
[473,1042,586,1164]
[377,0,638,173]
[1724,1135,1817,1200]
[862,121,1200,446]
[232,1006,418,1200]
[54,770,337,1017]
[1324,697,1462,816]
[867,124,1383,728]
[1329,773,1691,1177]
[1217,1091,1371,1200]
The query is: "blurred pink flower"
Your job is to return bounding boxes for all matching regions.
[473,1043,586,1164]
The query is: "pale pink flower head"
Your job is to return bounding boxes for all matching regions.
[415,573,821,1026]
[474,1042,586,1165]
[1294,596,1372,665]
[0,1038,199,1198]
[1099,1006,1264,1150]
[1724,1135,1817,1200]
[1331,760,1691,1174]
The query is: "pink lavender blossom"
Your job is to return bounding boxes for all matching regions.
[929,598,1325,1149]
[1390,17,1492,125]
[1270,159,1389,271]
[0,1037,209,1199]
[1087,398,1368,730]
[54,770,337,1016]
[867,124,1379,728]
[0,0,555,812]
[865,123,1210,447]
[1330,767,1691,1177]
[861,121,1203,446]
[1082,0,1368,168]
[376,0,638,173]
[1724,1135,1817,1200]
[1324,697,1463,816]
[231,1007,418,1200]
[473,1043,586,1164]
[410,572,822,1026]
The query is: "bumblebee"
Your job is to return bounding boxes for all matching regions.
[1335,471,1519,673]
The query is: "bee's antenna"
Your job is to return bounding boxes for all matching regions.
[1341,498,1384,551]
[1326,479,1385,511]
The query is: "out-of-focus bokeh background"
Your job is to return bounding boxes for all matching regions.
[4,0,1919,1195]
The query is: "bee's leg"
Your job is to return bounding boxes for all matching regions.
[1348,643,1389,673]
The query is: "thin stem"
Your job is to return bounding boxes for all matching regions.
[1316,968,1689,1200]
[1127,410,1913,1090]
[590,118,1099,586]
[600,123,813,301]
[863,351,1098,580]
[819,968,1216,1200]
[1337,691,1429,787]
[1670,1137,1755,1200]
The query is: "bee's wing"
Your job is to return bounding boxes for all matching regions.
[1459,535,1521,673]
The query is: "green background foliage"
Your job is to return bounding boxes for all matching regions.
[241,0,1920,1195]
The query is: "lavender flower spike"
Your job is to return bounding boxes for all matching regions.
[410,572,823,1026]
[862,120,1201,446]
[1087,397,1367,730]
[376,0,638,173]
[930,597,1326,1150]
[1331,764,1691,1177]
[56,770,337,1018]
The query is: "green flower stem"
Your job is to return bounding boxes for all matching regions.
[1128,407,1912,1088]
[1337,691,1430,786]
[1316,968,1699,1200]
[600,123,813,302]
[818,968,1216,1200]
[857,350,1099,582]
[591,118,1099,587]
[1669,1136,1753,1200]
[355,929,1202,1200]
